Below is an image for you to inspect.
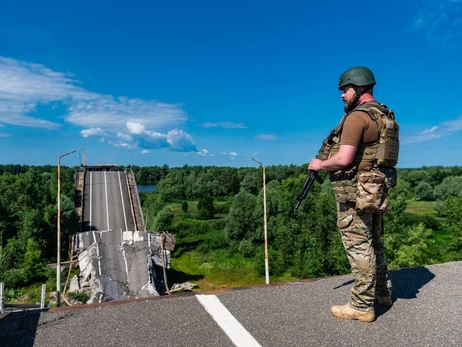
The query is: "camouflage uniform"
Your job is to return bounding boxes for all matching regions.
[332,172,392,312]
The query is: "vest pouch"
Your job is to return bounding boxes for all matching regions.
[331,177,357,203]
[356,170,389,213]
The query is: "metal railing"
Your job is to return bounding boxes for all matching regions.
[0,282,47,313]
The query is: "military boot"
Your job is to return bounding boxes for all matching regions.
[330,303,375,322]
[376,295,393,307]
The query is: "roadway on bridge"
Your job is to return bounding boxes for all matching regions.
[84,170,135,233]
[80,170,152,301]
[1,261,461,346]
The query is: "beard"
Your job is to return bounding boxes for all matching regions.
[343,98,357,113]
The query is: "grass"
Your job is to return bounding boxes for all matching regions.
[405,200,438,216]
[171,249,264,291]
[170,245,301,291]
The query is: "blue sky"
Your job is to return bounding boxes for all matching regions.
[1,0,462,169]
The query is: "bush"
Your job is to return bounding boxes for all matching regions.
[238,240,255,258]
[1,268,27,288]
[414,181,434,201]
[197,196,215,219]
[174,219,212,237]
[198,230,229,252]
[403,213,441,231]
[181,201,188,213]
[67,291,90,304]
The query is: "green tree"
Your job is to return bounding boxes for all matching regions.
[434,176,462,200]
[152,206,174,232]
[387,224,436,269]
[442,197,462,257]
[225,191,257,242]
[23,239,47,282]
[197,196,215,220]
[414,181,434,201]
[406,170,429,189]
[240,173,260,195]
[181,201,188,213]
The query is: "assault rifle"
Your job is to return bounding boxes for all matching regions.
[293,131,338,213]
[293,170,324,213]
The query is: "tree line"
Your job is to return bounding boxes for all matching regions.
[141,164,462,279]
[0,164,461,293]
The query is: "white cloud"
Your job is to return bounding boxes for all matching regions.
[0,57,95,129]
[0,56,201,153]
[109,140,131,148]
[403,114,462,144]
[66,97,187,132]
[197,149,214,157]
[421,126,438,134]
[223,151,238,160]
[255,133,277,140]
[200,121,246,129]
[141,149,151,154]
[81,127,107,138]
[0,57,186,130]
[166,129,197,152]
[117,132,132,141]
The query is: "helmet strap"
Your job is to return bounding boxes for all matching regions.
[349,85,373,112]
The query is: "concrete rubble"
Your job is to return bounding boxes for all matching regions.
[70,230,175,304]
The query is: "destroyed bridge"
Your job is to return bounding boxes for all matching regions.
[72,165,175,304]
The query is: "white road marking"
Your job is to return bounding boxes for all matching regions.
[118,171,129,232]
[89,171,92,230]
[90,171,101,276]
[196,294,261,347]
[104,171,110,230]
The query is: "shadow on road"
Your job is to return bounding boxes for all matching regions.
[0,310,43,347]
[331,266,436,317]
[389,266,435,300]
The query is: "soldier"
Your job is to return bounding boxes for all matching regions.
[308,66,399,322]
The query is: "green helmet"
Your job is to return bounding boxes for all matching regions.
[338,66,376,90]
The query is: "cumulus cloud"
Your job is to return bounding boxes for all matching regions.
[117,132,132,141]
[197,149,213,157]
[0,56,203,153]
[141,150,151,154]
[200,121,246,129]
[403,114,462,144]
[166,129,197,152]
[223,151,238,160]
[255,133,277,140]
[81,127,107,138]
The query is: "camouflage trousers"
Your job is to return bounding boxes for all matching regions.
[336,201,392,312]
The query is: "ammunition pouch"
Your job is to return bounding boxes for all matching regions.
[355,169,389,213]
[330,168,357,203]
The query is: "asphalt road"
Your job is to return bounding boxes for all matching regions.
[83,170,135,233]
[79,170,150,301]
[1,261,461,347]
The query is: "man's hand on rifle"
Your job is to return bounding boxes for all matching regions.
[308,158,323,171]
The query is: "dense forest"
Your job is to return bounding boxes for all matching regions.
[0,164,462,300]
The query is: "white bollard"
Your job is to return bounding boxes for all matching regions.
[41,284,46,309]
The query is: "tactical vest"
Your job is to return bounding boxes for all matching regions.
[319,102,399,168]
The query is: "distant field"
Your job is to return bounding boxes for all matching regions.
[405,200,438,216]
